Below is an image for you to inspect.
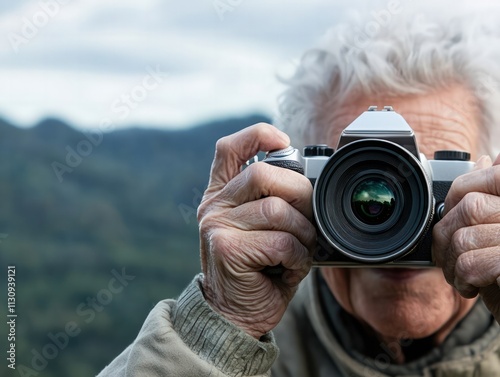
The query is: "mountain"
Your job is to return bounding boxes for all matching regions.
[0,114,270,377]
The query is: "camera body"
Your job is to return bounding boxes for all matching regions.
[263,106,475,266]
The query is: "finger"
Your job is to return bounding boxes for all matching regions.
[433,193,500,265]
[453,247,500,298]
[216,162,313,219]
[219,197,317,250]
[206,123,290,195]
[450,224,500,255]
[455,247,500,288]
[474,155,493,171]
[209,228,312,278]
[443,159,499,216]
[437,224,500,282]
[436,222,499,283]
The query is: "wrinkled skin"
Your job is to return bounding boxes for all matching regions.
[198,125,315,338]
[198,83,500,346]
[434,153,500,324]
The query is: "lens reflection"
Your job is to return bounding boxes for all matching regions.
[351,178,396,225]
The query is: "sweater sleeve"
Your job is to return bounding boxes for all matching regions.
[96,274,279,377]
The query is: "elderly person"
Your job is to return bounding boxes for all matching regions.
[98,7,500,377]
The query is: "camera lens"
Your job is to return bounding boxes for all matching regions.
[313,139,433,263]
[351,178,396,225]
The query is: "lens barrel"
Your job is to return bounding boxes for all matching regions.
[313,139,433,263]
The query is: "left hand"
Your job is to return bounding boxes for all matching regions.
[433,153,500,323]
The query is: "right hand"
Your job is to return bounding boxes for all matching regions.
[197,123,316,339]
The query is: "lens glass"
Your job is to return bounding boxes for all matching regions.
[351,178,396,225]
[313,139,433,263]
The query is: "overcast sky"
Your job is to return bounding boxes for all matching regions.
[1,0,498,130]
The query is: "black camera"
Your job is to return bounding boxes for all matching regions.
[263,106,474,266]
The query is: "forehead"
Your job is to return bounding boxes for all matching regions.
[321,84,481,161]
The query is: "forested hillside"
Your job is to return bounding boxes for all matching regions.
[0,114,270,377]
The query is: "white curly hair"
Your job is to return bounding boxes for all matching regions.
[276,1,500,157]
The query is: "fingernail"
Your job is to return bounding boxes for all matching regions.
[474,155,492,170]
[277,129,290,145]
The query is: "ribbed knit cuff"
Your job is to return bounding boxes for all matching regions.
[172,274,278,376]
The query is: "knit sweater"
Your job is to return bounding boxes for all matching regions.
[98,270,500,376]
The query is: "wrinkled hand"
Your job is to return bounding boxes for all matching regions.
[433,153,500,323]
[197,123,316,338]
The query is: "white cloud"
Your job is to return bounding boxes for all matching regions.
[0,0,323,129]
[0,0,499,130]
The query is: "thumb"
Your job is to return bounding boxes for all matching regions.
[206,123,290,195]
[473,154,493,171]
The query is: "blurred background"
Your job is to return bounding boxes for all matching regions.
[0,1,499,376]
